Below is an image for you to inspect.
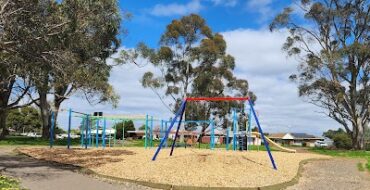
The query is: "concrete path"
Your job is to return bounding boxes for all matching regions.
[285,158,370,190]
[0,147,152,190]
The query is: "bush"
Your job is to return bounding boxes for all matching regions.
[333,133,352,149]
[0,175,21,189]
[114,120,135,139]
[302,142,307,147]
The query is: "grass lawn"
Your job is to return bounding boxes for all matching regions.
[310,148,370,172]
[0,175,21,190]
[1,136,276,152]
[124,139,275,151]
[0,136,80,146]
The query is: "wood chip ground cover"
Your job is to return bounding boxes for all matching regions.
[18,147,330,188]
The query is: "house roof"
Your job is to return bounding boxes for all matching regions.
[268,133,286,139]
[290,133,317,139]
[268,133,322,140]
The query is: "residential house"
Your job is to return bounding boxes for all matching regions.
[268,133,323,147]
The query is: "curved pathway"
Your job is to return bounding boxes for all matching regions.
[0,147,152,190]
[286,158,370,190]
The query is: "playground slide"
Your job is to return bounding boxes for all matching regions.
[251,132,296,153]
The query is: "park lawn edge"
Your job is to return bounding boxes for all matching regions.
[309,148,370,172]
[14,148,330,190]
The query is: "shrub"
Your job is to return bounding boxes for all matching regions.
[0,175,21,189]
[333,133,352,149]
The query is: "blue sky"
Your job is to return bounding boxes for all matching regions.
[119,0,291,47]
[58,0,340,136]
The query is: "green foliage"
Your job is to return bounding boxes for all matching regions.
[113,120,135,139]
[116,14,255,132]
[54,127,66,135]
[70,129,80,135]
[0,0,124,139]
[333,133,352,149]
[323,128,352,149]
[271,1,370,149]
[139,124,146,130]
[0,136,80,146]
[114,122,124,139]
[123,120,135,137]
[6,107,42,134]
[0,175,21,189]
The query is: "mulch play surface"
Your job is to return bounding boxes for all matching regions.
[18,147,330,188]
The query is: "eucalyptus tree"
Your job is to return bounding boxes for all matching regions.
[0,0,123,139]
[0,0,62,138]
[270,0,370,149]
[116,14,255,135]
[36,0,122,138]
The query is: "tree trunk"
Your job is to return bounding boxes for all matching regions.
[0,79,12,139]
[0,110,8,139]
[351,118,365,150]
[39,89,51,139]
[53,99,62,132]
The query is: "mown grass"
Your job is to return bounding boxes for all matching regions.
[124,139,275,151]
[0,175,21,190]
[310,148,370,172]
[1,136,276,152]
[0,136,80,146]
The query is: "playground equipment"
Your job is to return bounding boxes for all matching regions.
[160,120,215,149]
[49,109,156,149]
[152,97,278,170]
[252,132,296,153]
[228,106,254,151]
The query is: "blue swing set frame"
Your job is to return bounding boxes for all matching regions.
[151,97,278,170]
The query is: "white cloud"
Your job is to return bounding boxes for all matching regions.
[149,0,203,17]
[221,28,340,135]
[57,28,340,137]
[245,0,274,22]
[211,0,238,7]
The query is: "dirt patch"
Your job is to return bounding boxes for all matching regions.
[18,148,135,167]
[18,147,330,188]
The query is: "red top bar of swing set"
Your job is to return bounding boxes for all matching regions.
[185,97,249,101]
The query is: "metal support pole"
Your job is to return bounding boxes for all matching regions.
[145,114,148,149]
[232,109,237,151]
[160,120,163,146]
[248,100,277,170]
[150,116,153,148]
[226,127,230,150]
[85,115,89,149]
[96,119,99,148]
[114,120,117,147]
[247,106,252,151]
[80,118,84,147]
[50,111,55,148]
[122,121,124,147]
[102,118,106,148]
[211,120,215,150]
[67,109,72,149]
[170,101,187,156]
[88,118,92,147]
[165,121,168,147]
[152,100,187,161]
